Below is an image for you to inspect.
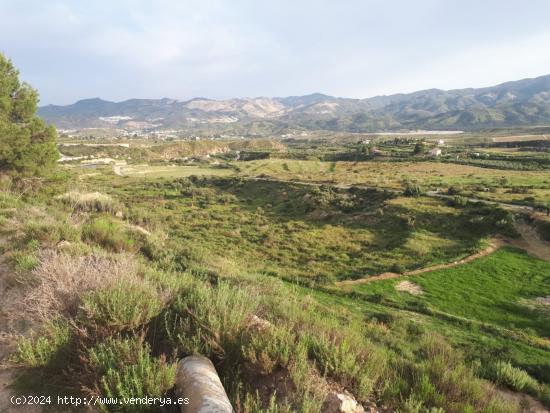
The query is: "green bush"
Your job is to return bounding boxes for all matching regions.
[303,332,385,399]
[23,215,80,245]
[241,326,294,374]
[82,283,163,332]
[449,195,468,207]
[88,337,175,412]
[485,360,540,395]
[57,191,121,213]
[166,281,259,359]
[403,184,425,197]
[82,217,137,252]
[390,263,405,274]
[446,186,461,196]
[15,321,70,367]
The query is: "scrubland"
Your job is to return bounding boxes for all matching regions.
[1,138,550,412]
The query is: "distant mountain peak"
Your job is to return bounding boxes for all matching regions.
[74,97,111,104]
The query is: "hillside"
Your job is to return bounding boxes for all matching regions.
[38,75,550,133]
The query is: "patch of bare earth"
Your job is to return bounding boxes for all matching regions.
[496,388,549,413]
[535,296,550,306]
[395,280,423,295]
[504,222,550,262]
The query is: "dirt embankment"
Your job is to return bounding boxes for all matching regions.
[508,221,550,261]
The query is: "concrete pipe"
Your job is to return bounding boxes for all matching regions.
[176,355,234,413]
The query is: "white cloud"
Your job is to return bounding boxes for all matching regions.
[1,0,549,103]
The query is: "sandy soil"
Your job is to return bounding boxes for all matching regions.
[395,280,423,295]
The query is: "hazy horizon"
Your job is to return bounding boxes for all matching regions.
[38,72,550,107]
[2,0,550,105]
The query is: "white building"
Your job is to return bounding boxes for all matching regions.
[429,148,442,157]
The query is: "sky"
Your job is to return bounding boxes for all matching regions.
[2,0,550,105]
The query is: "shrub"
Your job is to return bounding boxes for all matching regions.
[446,186,461,196]
[14,253,39,272]
[56,191,120,213]
[241,326,294,374]
[166,280,259,359]
[82,282,163,332]
[88,337,176,412]
[449,195,468,207]
[390,263,405,274]
[82,217,137,252]
[25,250,139,319]
[15,321,71,367]
[403,184,425,197]
[303,331,385,399]
[485,360,540,395]
[22,214,80,245]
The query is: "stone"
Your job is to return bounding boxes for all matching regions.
[247,314,272,331]
[322,391,365,413]
[57,240,72,250]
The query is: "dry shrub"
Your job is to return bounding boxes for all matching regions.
[25,249,140,320]
[56,191,120,213]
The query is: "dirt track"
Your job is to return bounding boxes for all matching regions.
[337,221,550,287]
[337,239,503,286]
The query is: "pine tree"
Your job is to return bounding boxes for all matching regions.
[0,53,58,176]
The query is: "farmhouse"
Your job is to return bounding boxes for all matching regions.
[429,148,442,156]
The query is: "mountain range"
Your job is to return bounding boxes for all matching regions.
[38,74,550,134]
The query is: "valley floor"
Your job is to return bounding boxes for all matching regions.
[0,157,549,412]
